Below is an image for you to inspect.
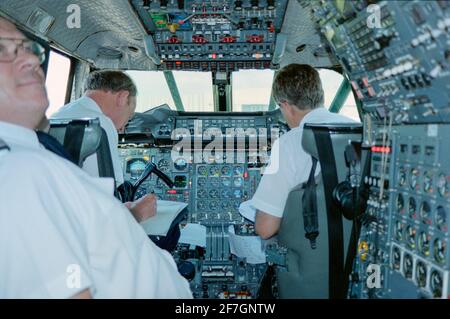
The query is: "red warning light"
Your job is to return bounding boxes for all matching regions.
[168,36,181,44]
[247,34,264,43]
[371,146,391,153]
[192,34,208,44]
[220,35,236,43]
[167,189,177,194]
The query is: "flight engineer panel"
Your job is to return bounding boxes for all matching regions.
[308,0,450,298]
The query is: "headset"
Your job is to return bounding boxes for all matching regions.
[332,142,369,221]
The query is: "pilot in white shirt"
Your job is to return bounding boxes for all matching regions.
[252,64,355,239]
[51,70,138,187]
[0,122,192,298]
[252,107,353,217]
[0,17,191,298]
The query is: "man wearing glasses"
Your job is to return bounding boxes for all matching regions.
[0,17,192,298]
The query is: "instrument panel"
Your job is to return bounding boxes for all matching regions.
[351,124,450,299]
[311,0,450,124]
[119,147,262,221]
[120,110,287,298]
[309,0,450,299]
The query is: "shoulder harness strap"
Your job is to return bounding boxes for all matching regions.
[302,156,319,249]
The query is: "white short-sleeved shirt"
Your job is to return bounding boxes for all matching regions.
[251,107,355,218]
[51,96,124,186]
[0,121,192,298]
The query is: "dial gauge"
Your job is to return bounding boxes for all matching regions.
[410,168,420,190]
[436,206,448,232]
[415,261,427,288]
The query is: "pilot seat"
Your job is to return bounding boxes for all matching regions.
[276,123,363,299]
[48,118,116,183]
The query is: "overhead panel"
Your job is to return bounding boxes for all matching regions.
[132,0,288,72]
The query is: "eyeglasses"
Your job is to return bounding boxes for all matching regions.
[0,37,46,64]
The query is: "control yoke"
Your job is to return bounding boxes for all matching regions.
[131,162,175,200]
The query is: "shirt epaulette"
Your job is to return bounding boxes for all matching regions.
[0,138,10,152]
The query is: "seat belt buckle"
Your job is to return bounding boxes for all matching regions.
[305,231,319,249]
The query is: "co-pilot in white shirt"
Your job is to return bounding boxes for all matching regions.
[51,96,124,186]
[0,121,192,298]
[251,107,355,218]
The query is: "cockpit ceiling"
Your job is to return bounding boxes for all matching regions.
[0,0,337,71]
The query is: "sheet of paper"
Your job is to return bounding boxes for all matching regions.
[227,225,266,264]
[238,200,257,222]
[140,200,187,236]
[179,223,207,247]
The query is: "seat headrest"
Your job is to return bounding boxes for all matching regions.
[48,118,103,166]
[302,123,363,160]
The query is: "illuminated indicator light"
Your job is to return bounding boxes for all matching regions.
[247,34,264,43]
[362,77,369,87]
[168,36,181,44]
[243,172,249,179]
[356,90,364,100]
[167,190,177,194]
[221,36,236,43]
[192,35,208,44]
[211,53,217,59]
[175,61,182,65]
[371,146,391,153]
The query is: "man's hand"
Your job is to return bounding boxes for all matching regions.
[255,210,281,239]
[71,289,92,299]
[125,194,157,223]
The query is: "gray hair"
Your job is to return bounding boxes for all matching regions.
[84,70,137,96]
[272,64,324,111]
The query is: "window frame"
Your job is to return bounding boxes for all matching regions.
[318,67,361,121]
[44,47,75,114]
